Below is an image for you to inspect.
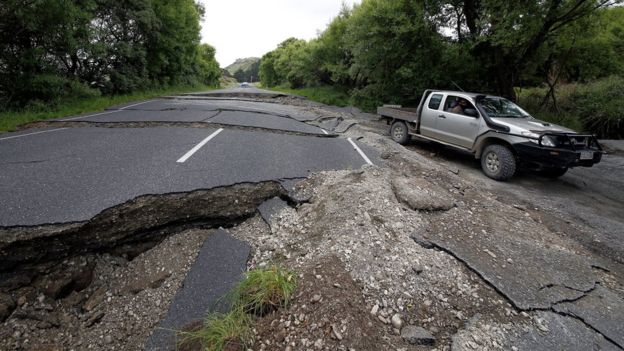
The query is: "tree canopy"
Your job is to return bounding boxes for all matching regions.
[0,0,221,108]
[259,0,623,109]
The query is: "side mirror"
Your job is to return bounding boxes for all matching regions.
[464,108,479,117]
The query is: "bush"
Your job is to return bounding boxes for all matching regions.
[572,76,624,139]
[518,77,624,139]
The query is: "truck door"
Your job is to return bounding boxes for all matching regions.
[419,93,444,139]
[435,95,481,149]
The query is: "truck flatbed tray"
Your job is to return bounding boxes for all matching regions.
[377,106,419,121]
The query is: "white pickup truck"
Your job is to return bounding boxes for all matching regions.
[378,90,603,181]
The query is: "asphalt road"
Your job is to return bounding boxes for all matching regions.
[404,137,624,264]
[0,95,377,227]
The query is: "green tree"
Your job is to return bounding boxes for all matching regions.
[345,0,446,109]
[425,0,622,100]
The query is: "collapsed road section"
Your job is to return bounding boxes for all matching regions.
[1,90,623,350]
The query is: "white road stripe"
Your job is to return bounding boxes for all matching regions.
[347,138,374,166]
[0,128,67,141]
[60,100,156,121]
[176,128,224,163]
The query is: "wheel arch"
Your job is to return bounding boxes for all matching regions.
[474,136,517,159]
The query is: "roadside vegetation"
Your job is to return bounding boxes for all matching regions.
[0,0,221,128]
[258,1,624,138]
[178,267,297,351]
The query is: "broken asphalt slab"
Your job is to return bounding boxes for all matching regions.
[144,229,250,351]
[258,197,290,229]
[206,110,325,135]
[417,190,624,348]
[0,127,375,226]
[553,285,624,347]
[502,311,620,351]
[422,205,597,310]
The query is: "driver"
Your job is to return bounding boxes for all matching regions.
[452,98,469,114]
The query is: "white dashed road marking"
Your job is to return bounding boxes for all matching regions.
[176,128,224,163]
[60,100,156,121]
[347,137,374,166]
[0,128,68,141]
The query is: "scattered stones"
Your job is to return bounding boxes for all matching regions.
[123,271,171,295]
[391,314,403,329]
[401,325,436,346]
[331,324,343,340]
[83,288,107,312]
[311,294,322,303]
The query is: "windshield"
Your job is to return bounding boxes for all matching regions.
[478,98,531,118]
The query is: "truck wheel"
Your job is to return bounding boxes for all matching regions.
[481,144,516,181]
[391,121,410,145]
[539,167,568,178]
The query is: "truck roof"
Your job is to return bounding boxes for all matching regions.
[427,90,503,100]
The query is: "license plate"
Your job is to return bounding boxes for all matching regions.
[580,151,594,160]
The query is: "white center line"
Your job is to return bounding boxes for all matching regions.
[0,128,68,141]
[176,128,224,163]
[347,138,374,166]
[60,100,156,121]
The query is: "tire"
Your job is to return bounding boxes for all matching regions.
[480,144,517,181]
[539,167,568,179]
[390,121,410,145]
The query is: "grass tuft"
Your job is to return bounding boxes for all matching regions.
[178,309,253,351]
[178,266,297,350]
[233,266,297,316]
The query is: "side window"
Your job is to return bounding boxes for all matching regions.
[444,95,476,115]
[428,94,442,110]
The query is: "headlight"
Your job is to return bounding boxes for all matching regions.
[520,132,556,147]
[540,136,557,147]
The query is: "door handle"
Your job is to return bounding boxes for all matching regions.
[438,114,446,119]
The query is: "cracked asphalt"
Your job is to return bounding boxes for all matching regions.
[0,90,377,227]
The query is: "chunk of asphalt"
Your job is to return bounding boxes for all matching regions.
[425,206,597,310]
[279,178,304,193]
[258,197,290,226]
[553,285,624,348]
[401,325,436,345]
[144,229,250,351]
[333,120,357,133]
[498,311,620,351]
[319,118,341,131]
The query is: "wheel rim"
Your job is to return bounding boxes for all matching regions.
[485,152,500,173]
[393,125,405,140]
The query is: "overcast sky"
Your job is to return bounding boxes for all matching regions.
[199,0,360,68]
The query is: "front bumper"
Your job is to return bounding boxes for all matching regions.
[514,142,603,169]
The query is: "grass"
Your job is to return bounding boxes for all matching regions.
[232,266,297,315]
[0,84,217,133]
[265,85,351,107]
[178,266,297,351]
[177,310,253,351]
